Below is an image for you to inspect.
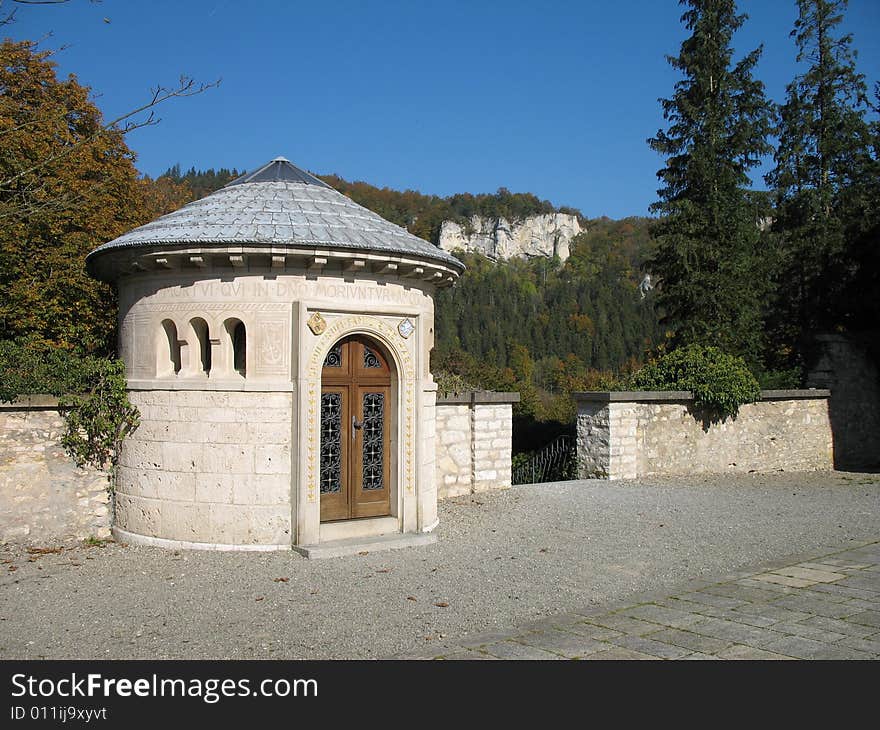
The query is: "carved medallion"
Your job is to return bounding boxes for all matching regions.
[307,311,327,335]
[397,317,415,339]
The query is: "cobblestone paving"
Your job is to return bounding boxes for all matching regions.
[396,539,880,660]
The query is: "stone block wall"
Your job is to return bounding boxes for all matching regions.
[575,390,833,480]
[435,392,518,499]
[116,389,292,547]
[806,333,880,468]
[0,398,110,545]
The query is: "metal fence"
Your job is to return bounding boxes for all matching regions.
[512,435,576,485]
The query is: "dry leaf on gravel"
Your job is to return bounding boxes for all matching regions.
[27,547,63,555]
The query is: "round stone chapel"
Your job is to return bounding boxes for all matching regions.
[86,157,464,553]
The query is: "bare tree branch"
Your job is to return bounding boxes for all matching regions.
[1,1,100,34]
[0,5,217,225]
[0,75,221,189]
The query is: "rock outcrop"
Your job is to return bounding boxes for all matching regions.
[438,213,581,262]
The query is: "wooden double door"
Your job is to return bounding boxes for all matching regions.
[319,336,392,522]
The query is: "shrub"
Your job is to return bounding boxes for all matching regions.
[0,340,95,401]
[0,341,139,473]
[434,370,480,397]
[754,366,803,390]
[628,344,760,419]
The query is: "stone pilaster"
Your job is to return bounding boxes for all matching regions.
[435,392,519,498]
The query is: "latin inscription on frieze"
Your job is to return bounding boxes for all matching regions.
[136,280,426,306]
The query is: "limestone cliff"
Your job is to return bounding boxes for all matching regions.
[438,213,581,262]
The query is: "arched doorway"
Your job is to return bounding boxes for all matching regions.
[320,335,392,522]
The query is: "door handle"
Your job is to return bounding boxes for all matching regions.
[352,415,363,440]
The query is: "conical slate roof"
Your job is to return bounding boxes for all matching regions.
[225,157,333,188]
[87,157,463,273]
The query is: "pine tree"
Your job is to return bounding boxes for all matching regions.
[766,0,876,353]
[648,0,773,364]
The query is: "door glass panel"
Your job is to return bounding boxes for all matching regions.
[324,343,342,368]
[363,345,381,369]
[361,392,384,490]
[320,393,342,493]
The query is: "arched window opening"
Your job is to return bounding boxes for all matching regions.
[159,320,181,376]
[225,318,246,376]
[190,318,211,375]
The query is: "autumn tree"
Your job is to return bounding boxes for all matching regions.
[0,40,162,352]
[647,0,773,365]
[765,0,878,359]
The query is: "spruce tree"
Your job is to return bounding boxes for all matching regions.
[766,0,876,353]
[648,0,773,364]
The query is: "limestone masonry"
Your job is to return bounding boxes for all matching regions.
[435,392,519,498]
[117,390,292,547]
[438,213,581,261]
[576,390,834,480]
[0,399,110,544]
[807,333,880,469]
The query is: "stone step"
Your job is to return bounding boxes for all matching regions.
[292,531,438,559]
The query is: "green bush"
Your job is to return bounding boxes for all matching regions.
[0,341,139,472]
[753,366,803,390]
[0,341,95,401]
[434,370,480,397]
[628,345,761,419]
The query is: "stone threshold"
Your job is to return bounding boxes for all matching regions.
[292,531,438,559]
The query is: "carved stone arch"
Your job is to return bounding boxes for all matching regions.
[156,318,181,377]
[219,310,251,378]
[309,320,411,383]
[185,312,215,376]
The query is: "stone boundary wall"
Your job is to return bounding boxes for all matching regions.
[806,333,880,468]
[0,397,110,545]
[435,392,519,499]
[575,390,833,480]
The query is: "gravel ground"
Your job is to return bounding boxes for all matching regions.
[1,471,878,660]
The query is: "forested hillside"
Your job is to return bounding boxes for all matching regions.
[434,219,658,383]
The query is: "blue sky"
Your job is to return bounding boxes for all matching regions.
[7,0,880,219]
